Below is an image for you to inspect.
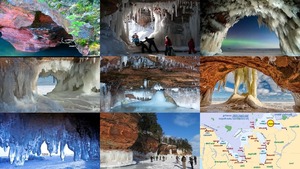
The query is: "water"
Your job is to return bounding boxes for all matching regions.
[212,90,294,102]
[0,38,82,56]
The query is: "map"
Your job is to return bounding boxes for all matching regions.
[200,113,300,169]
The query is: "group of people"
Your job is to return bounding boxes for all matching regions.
[132,33,159,54]
[176,155,197,169]
[150,155,168,162]
[132,33,197,55]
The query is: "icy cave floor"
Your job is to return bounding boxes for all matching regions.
[201,101,294,112]
[102,156,200,169]
[34,81,100,112]
[127,44,201,56]
[0,156,100,169]
[214,48,282,56]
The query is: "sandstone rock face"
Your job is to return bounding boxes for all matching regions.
[100,113,141,150]
[0,2,71,52]
[200,56,300,110]
[200,0,300,56]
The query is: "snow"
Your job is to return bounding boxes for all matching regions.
[116,155,200,169]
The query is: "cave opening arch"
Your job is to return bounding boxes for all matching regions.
[200,56,300,112]
[221,16,280,51]
[200,0,300,56]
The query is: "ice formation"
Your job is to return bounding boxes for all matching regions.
[100,55,199,112]
[101,0,200,53]
[0,114,99,166]
[100,150,136,168]
[201,0,300,56]
[0,58,100,112]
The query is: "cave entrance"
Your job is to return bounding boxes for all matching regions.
[37,75,57,95]
[210,67,294,112]
[222,16,280,54]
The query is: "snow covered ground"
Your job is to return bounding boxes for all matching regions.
[102,155,200,169]
[35,76,100,112]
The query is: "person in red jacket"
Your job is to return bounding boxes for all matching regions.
[188,38,196,54]
[165,36,172,56]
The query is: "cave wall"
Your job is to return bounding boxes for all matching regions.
[200,56,300,111]
[200,0,300,56]
[0,58,100,112]
[0,113,99,166]
[0,0,100,55]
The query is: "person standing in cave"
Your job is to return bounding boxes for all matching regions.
[145,37,159,53]
[188,38,197,54]
[165,36,172,56]
[189,156,194,169]
[181,156,186,169]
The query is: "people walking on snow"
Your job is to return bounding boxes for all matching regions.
[144,37,159,53]
[189,156,194,169]
[156,156,158,161]
[181,156,186,169]
[194,156,197,165]
[164,36,172,56]
[150,156,153,162]
[188,38,197,54]
[176,155,179,163]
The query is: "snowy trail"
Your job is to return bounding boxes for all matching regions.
[119,157,200,169]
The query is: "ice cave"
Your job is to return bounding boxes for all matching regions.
[200,56,300,112]
[100,0,200,55]
[100,56,200,112]
[200,0,300,56]
[0,113,99,168]
[0,57,100,112]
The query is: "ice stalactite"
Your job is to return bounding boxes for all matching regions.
[0,114,99,166]
[200,88,212,107]
[39,58,100,94]
[100,83,112,112]
[292,93,300,112]
[100,150,136,168]
[225,68,263,109]
[38,58,100,111]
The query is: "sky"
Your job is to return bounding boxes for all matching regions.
[222,16,279,49]
[156,113,200,156]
